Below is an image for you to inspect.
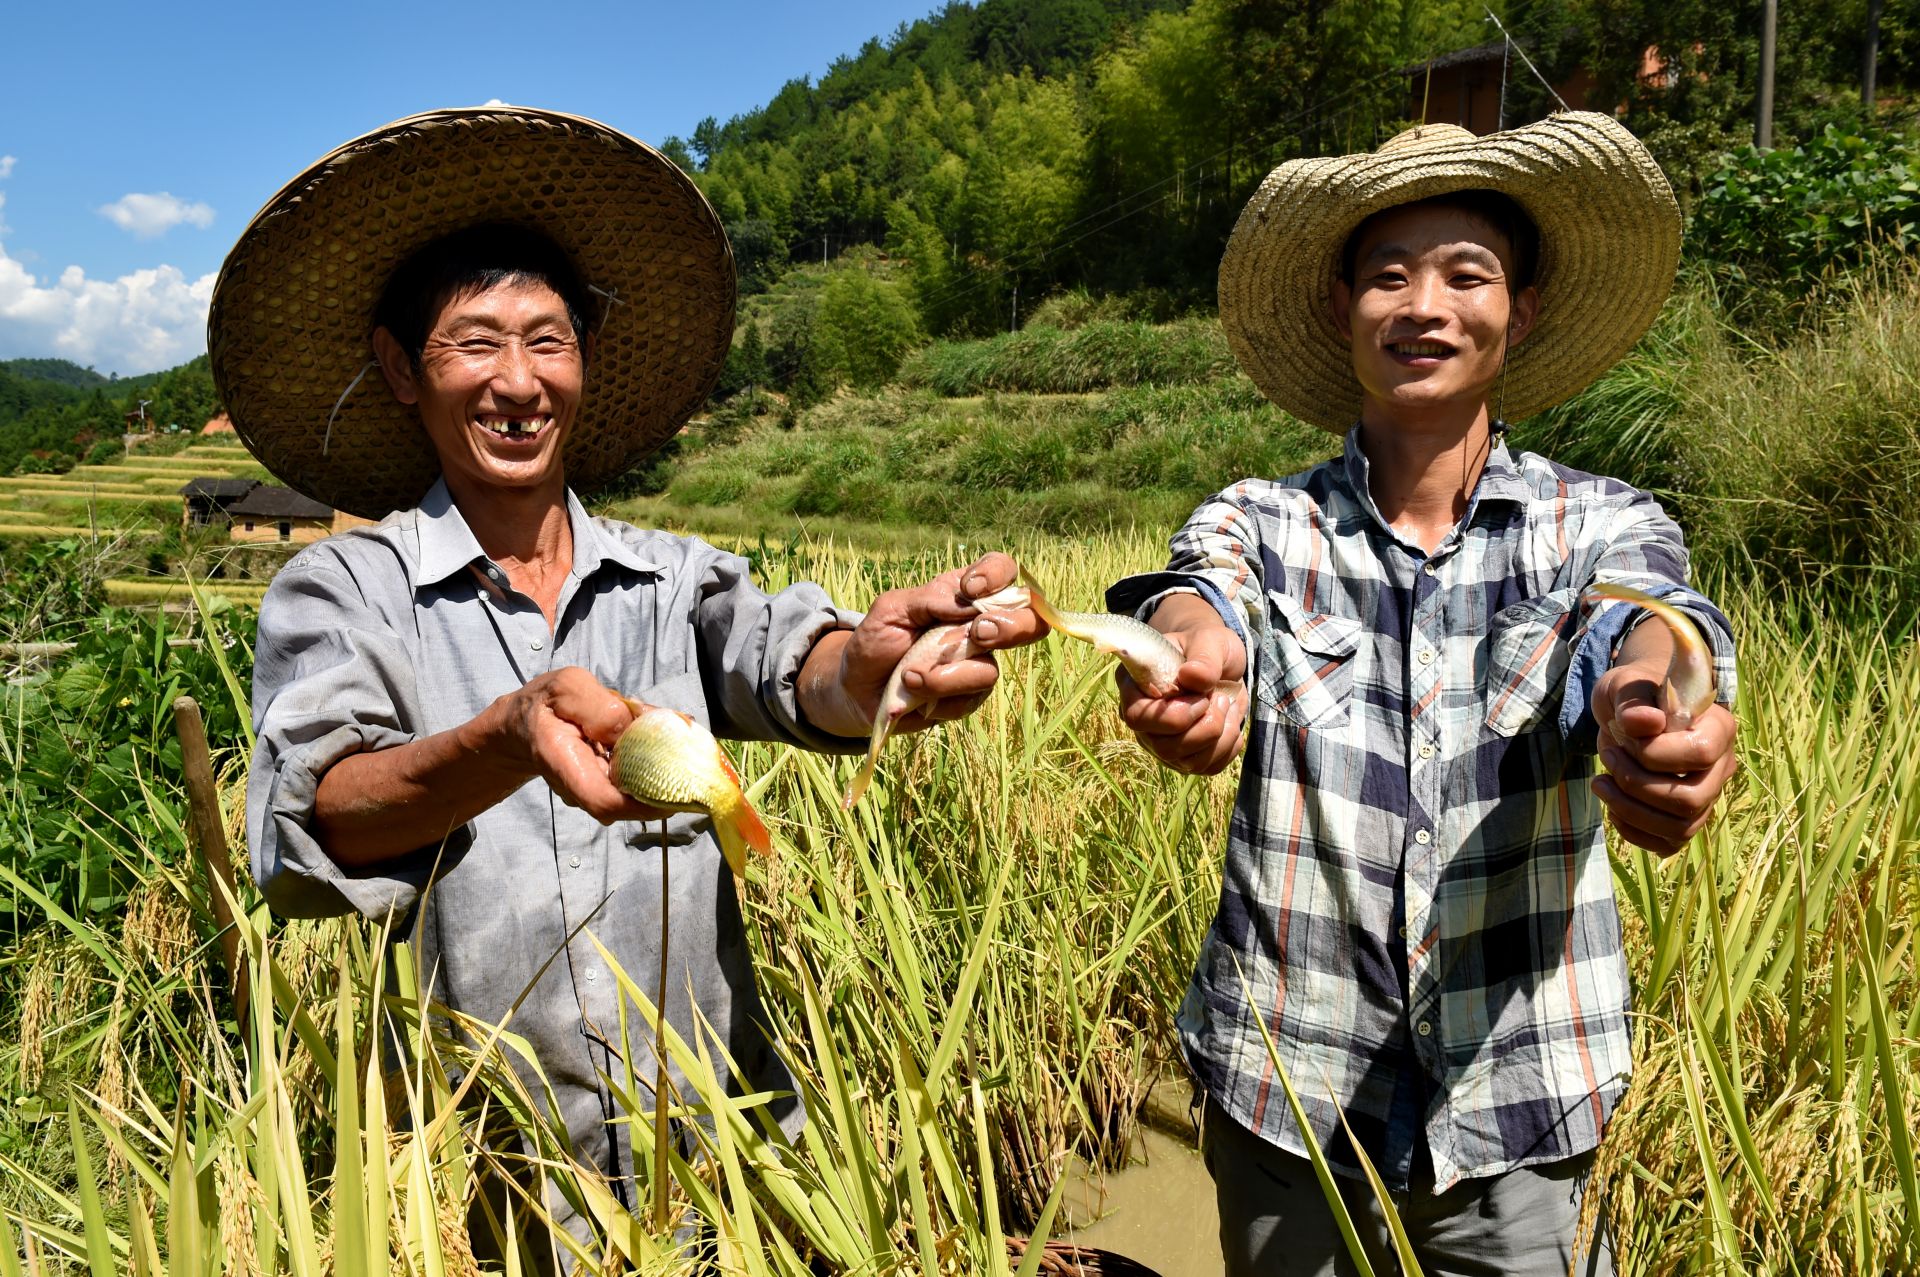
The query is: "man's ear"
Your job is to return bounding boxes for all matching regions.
[1328,278,1354,344]
[370,327,420,405]
[1506,285,1541,348]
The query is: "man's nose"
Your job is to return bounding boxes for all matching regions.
[492,340,539,400]
[1402,272,1446,321]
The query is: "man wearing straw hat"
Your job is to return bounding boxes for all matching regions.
[1109,114,1740,1273]
[216,107,1044,1254]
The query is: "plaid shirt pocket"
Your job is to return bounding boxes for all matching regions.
[1257,590,1362,729]
[1484,590,1580,737]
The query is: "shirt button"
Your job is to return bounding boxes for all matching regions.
[1417,1020,1432,1037]
[585,968,598,983]
[1422,562,1438,576]
[568,855,581,868]
[486,566,501,581]
[1414,828,1432,845]
[1419,743,1435,760]
[1418,649,1434,666]
[1398,924,1408,939]
[530,637,545,652]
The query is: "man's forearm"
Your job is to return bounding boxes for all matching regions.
[313,701,529,868]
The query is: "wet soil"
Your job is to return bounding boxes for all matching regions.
[1056,1081,1223,1277]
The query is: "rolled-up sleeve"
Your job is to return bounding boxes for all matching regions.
[688,544,866,753]
[1106,488,1266,681]
[248,561,468,920]
[1561,490,1739,745]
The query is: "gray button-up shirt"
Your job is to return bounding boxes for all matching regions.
[248,478,860,1196]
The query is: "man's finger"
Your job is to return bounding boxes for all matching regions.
[1591,774,1711,843]
[549,670,635,746]
[1120,675,1212,736]
[1598,746,1728,819]
[959,552,1019,601]
[968,607,1048,651]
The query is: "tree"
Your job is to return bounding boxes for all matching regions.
[690,116,722,171]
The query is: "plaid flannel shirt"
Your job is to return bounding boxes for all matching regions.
[1108,427,1737,1190]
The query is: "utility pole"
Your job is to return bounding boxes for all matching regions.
[1864,0,1883,112]
[1756,0,1778,149]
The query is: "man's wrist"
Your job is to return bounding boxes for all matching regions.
[797,628,866,738]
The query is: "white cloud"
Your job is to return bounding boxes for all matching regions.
[0,156,15,179]
[0,239,215,374]
[482,98,511,107]
[98,191,216,239]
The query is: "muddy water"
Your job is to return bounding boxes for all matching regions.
[1055,1083,1224,1277]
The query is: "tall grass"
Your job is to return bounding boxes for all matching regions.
[2,534,1916,1270]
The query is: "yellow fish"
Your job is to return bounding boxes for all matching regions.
[1018,566,1185,697]
[611,699,770,877]
[1581,581,1716,729]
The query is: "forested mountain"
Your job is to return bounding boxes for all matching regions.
[675,0,1915,339]
[0,357,218,476]
[0,359,123,390]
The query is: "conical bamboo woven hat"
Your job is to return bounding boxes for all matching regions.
[208,106,735,519]
[1218,111,1679,433]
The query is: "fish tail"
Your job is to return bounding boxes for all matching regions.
[843,702,894,810]
[1017,565,1080,640]
[711,792,771,878]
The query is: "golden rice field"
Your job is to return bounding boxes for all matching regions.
[0,530,1914,1275]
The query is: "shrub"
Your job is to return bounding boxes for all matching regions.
[1688,124,1920,331]
[897,317,1233,395]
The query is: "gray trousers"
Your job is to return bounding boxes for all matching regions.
[1202,1101,1614,1277]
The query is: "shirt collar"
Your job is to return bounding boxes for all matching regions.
[1338,422,1531,551]
[413,477,660,590]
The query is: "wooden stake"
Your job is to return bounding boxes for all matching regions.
[172,695,250,1035]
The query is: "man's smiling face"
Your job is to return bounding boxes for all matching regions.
[1330,202,1539,425]
[374,276,587,502]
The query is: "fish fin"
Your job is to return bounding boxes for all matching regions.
[712,796,771,877]
[1016,565,1080,640]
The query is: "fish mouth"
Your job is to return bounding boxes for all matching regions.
[474,413,554,440]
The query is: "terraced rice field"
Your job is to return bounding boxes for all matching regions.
[104,577,268,605]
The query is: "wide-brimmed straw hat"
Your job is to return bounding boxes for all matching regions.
[208,106,735,519]
[1218,111,1679,433]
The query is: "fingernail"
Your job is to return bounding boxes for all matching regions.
[964,572,989,596]
[973,617,1000,642]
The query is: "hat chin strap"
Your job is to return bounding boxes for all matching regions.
[323,360,379,458]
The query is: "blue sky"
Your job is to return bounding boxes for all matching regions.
[0,0,943,375]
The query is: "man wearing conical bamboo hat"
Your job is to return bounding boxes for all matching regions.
[220,106,1048,1258]
[1108,113,1740,1273]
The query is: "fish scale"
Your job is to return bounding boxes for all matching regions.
[611,700,769,876]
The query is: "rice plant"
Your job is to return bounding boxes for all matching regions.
[0,533,1913,1273]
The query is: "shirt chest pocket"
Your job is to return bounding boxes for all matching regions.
[1483,591,1578,737]
[1256,591,1362,730]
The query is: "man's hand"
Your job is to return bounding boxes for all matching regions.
[489,667,670,825]
[1119,594,1249,775]
[797,552,1050,738]
[1589,658,1737,856]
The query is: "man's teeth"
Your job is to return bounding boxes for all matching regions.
[478,416,551,436]
[1393,342,1450,357]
